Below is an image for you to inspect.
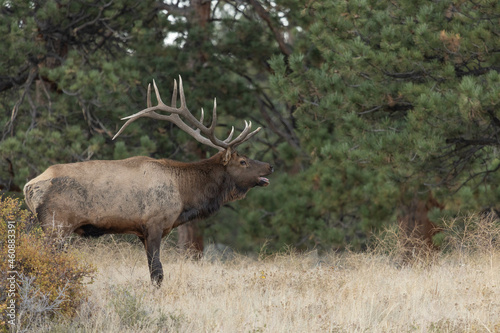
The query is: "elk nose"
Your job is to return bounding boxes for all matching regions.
[269,165,274,173]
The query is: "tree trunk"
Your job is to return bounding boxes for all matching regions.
[176,0,211,256]
[398,192,443,263]
[177,222,204,259]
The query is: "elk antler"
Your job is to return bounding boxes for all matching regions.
[112,76,261,151]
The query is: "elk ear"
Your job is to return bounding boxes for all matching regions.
[222,148,232,166]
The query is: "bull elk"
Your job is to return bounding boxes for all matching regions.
[23,77,273,286]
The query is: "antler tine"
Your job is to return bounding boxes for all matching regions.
[239,120,253,138]
[193,108,205,135]
[112,117,137,140]
[171,79,177,108]
[223,126,235,143]
[237,126,262,143]
[147,84,152,108]
[208,98,217,131]
[227,121,262,148]
[152,80,165,106]
[178,76,187,108]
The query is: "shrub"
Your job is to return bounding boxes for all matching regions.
[0,196,95,331]
[440,213,500,255]
[371,213,500,266]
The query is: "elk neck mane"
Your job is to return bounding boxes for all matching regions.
[160,151,248,226]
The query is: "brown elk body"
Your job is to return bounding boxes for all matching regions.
[23,77,273,286]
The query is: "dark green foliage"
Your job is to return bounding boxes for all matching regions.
[264,0,500,250]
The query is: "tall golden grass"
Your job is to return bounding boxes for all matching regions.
[30,215,500,332]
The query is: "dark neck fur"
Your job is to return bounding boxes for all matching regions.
[174,153,249,225]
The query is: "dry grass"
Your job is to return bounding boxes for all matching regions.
[30,216,500,332]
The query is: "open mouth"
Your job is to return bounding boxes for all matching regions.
[258,177,270,187]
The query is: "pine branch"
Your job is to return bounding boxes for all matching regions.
[445,137,500,146]
[0,72,30,93]
[247,0,292,56]
[382,70,424,79]
[455,65,500,77]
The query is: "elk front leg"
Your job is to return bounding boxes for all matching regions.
[143,233,164,286]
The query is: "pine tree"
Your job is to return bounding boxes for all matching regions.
[265,0,500,250]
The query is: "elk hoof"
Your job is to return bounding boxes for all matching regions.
[151,273,163,287]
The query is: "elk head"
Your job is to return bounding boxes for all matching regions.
[224,150,273,189]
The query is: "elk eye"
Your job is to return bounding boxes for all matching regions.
[240,160,247,166]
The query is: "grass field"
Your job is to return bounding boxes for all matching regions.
[31,222,500,333]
